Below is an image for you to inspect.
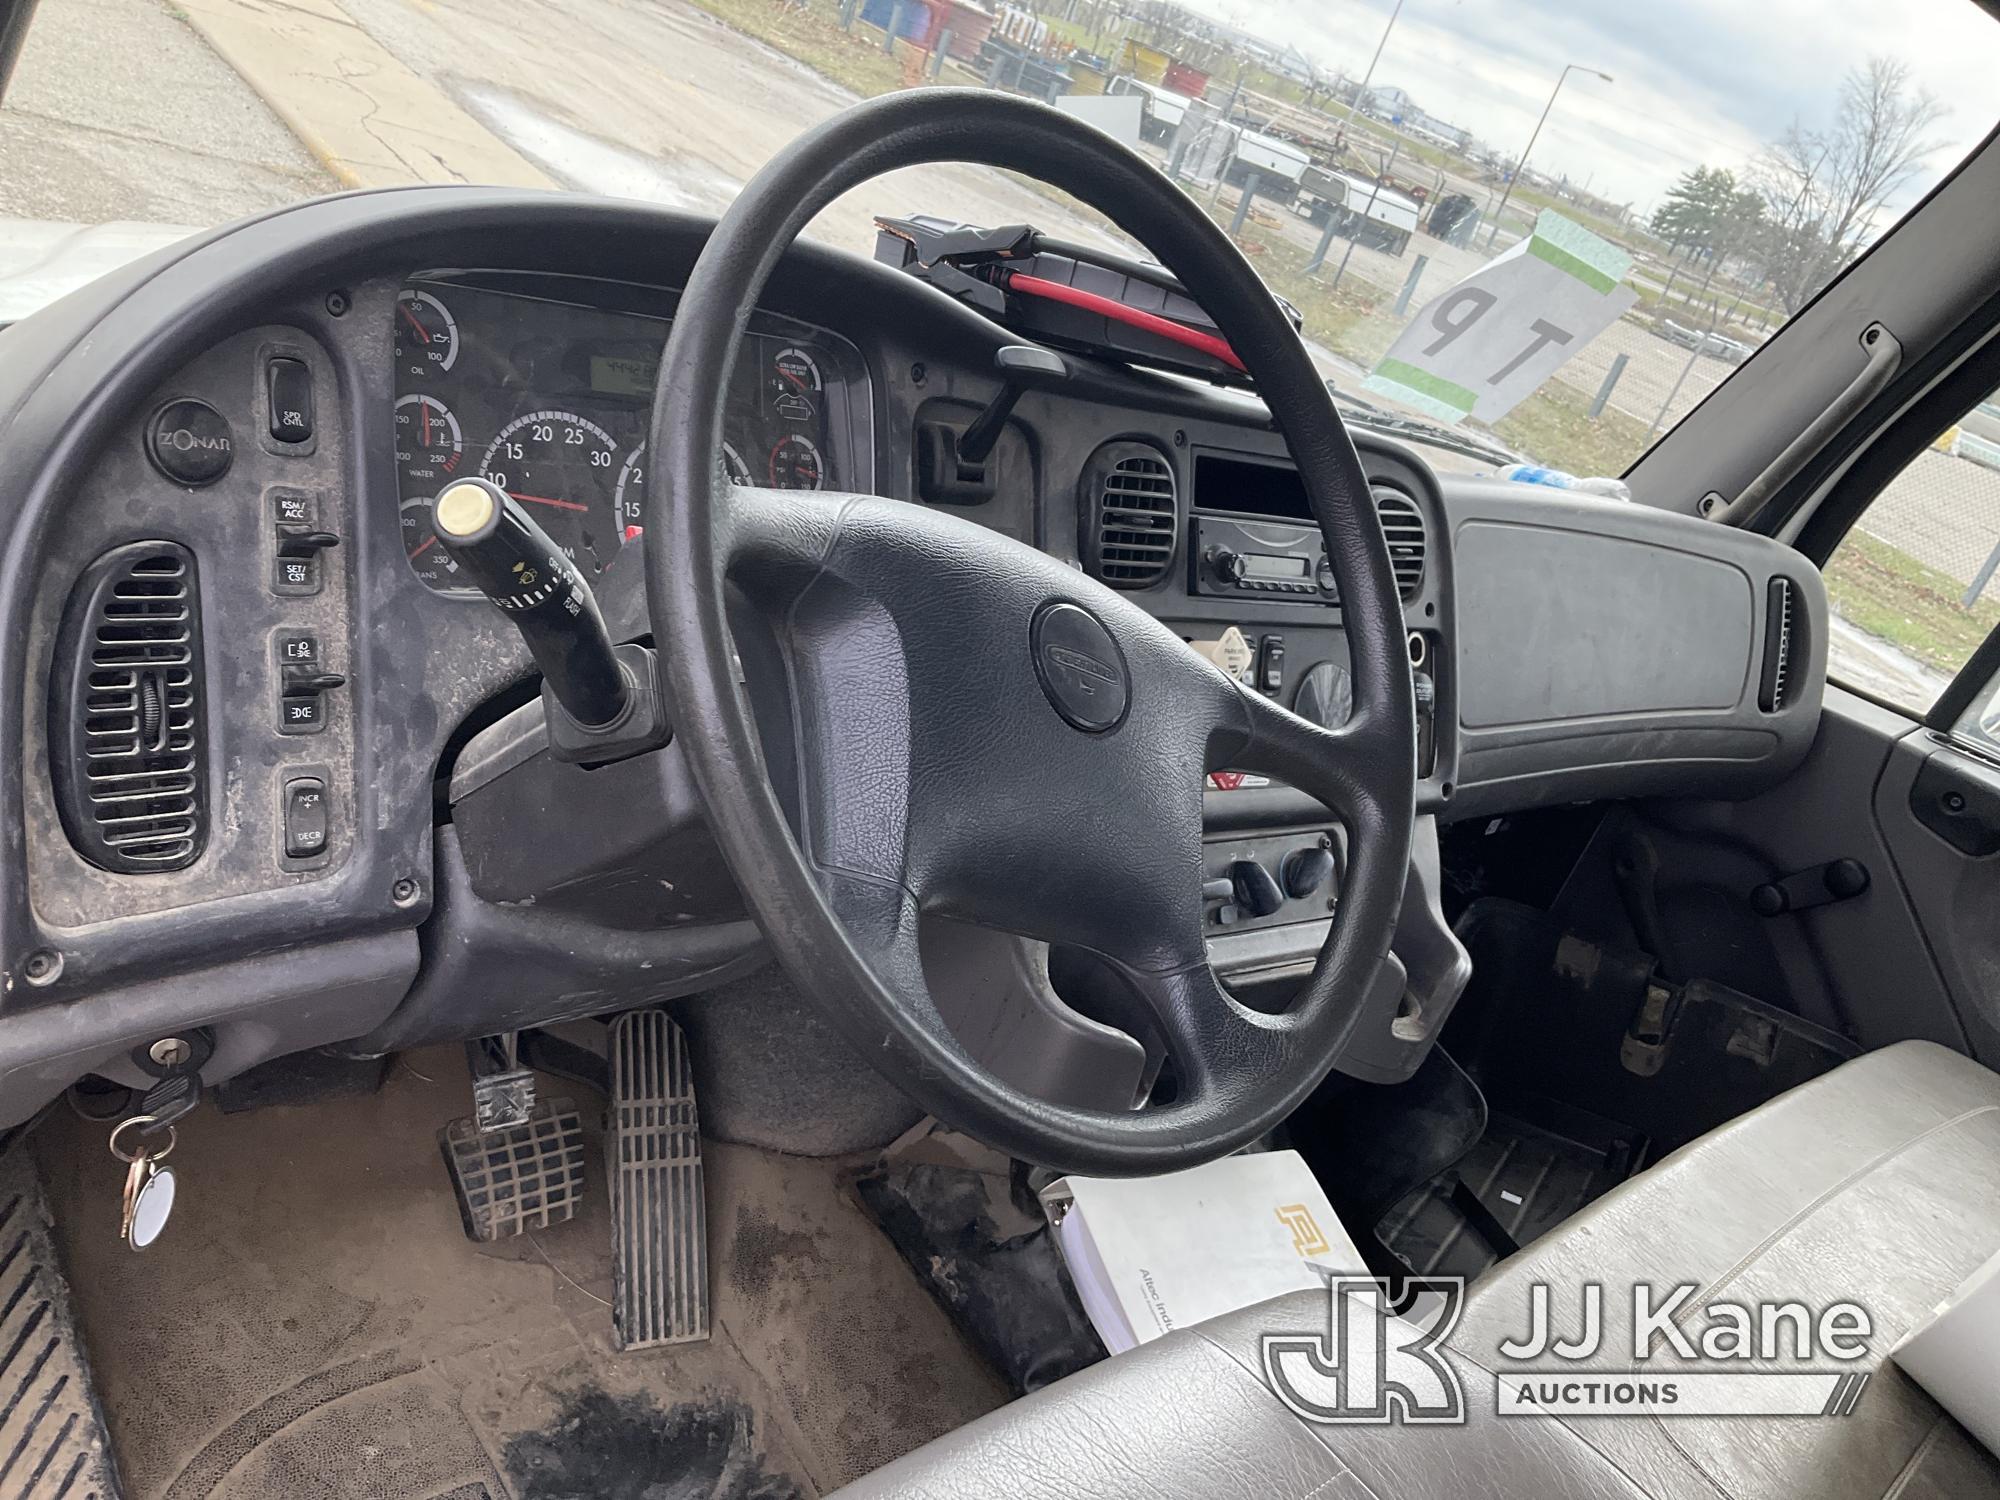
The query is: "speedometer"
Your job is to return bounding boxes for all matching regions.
[479,410,625,576]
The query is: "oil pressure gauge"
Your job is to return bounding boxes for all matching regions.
[395,288,460,379]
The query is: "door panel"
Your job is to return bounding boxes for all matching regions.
[1873,729,2000,1061]
[1565,688,1998,1067]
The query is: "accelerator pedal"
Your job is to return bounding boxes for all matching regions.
[439,1036,586,1243]
[0,1135,123,1499]
[608,1010,709,1349]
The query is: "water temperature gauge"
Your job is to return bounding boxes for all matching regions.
[395,394,463,492]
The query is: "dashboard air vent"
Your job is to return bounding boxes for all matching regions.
[1373,486,1427,600]
[49,542,206,873]
[1080,441,1179,588]
[1758,576,1800,712]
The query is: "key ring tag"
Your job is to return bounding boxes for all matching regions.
[110,1115,179,1251]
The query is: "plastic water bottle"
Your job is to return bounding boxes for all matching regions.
[1496,463,1632,501]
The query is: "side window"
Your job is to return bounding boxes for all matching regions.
[1953,668,2000,755]
[1821,385,2000,717]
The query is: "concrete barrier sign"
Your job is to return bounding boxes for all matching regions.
[1364,210,1637,425]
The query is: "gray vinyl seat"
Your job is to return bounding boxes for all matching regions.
[836,1040,2000,1499]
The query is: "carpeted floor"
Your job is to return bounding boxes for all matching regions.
[33,1046,1006,1499]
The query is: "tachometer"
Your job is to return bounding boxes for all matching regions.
[768,434,825,490]
[395,289,460,378]
[613,442,751,535]
[479,410,625,576]
[768,346,822,421]
[394,394,463,490]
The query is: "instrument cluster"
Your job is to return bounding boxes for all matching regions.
[392,274,869,598]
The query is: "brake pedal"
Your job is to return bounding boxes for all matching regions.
[439,1035,586,1243]
[608,1009,709,1348]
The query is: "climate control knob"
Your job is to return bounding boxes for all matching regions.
[1281,845,1336,900]
[1227,857,1284,917]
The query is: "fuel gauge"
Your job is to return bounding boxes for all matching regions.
[767,346,821,422]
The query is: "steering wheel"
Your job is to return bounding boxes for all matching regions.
[647,90,1414,1175]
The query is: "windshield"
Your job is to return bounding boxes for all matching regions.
[1,0,1997,480]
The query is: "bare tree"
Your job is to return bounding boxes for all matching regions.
[1750,57,1947,313]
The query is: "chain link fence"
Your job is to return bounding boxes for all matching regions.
[1822,407,2000,716]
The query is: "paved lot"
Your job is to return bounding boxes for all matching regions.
[0,0,334,225]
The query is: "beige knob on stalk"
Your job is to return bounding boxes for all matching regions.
[435,478,499,539]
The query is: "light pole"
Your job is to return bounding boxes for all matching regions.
[1486,62,1612,249]
[1339,0,1405,150]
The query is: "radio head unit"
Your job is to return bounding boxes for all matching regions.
[1192,515,1337,601]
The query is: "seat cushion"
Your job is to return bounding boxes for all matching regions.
[834,1041,2000,1500]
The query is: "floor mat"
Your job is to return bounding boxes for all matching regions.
[1377,1101,1644,1281]
[31,1047,1007,1499]
[1371,899,1858,1282]
[0,1134,123,1500]
[855,1147,1105,1396]
[1447,898,1857,1158]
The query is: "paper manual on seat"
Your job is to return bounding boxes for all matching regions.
[1041,1149,1367,1354]
[1890,1247,2000,1458]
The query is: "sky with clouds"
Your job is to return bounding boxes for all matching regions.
[1172,0,2000,219]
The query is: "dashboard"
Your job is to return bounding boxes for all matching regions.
[0,189,1828,1126]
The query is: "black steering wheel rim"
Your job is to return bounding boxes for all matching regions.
[648,89,1415,1175]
